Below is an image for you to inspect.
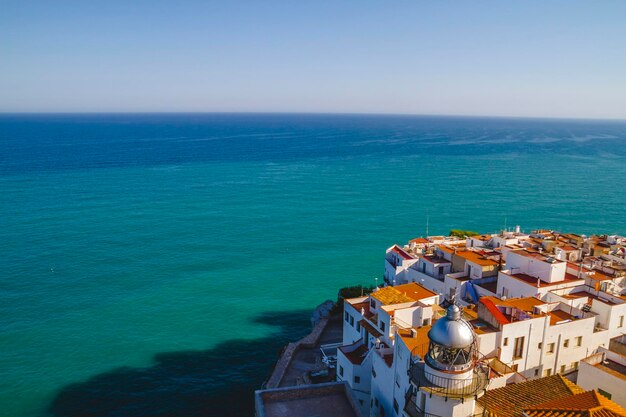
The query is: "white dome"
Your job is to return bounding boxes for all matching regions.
[428,305,475,348]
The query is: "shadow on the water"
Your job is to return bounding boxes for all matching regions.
[47,310,313,417]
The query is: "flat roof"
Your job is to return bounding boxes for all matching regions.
[501,271,584,288]
[547,309,577,325]
[422,255,450,264]
[511,249,564,263]
[338,342,369,365]
[596,359,626,381]
[454,249,499,266]
[397,326,431,356]
[255,382,362,417]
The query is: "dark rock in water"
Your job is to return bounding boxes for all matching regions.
[311,300,335,326]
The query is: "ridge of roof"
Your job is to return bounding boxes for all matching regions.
[478,374,585,417]
[524,390,626,417]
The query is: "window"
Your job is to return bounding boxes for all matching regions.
[512,364,519,372]
[345,312,349,322]
[545,368,552,376]
[393,399,399,414]
[575,336,582,347]
[380,321,386,332]
[534,369,539,377]
[598,389,612,400]
[354,376,360,384]
[350,316,354,327]
[423,318,431,326]
[572,361,579,369]
[375,398,379,407]
[547,343,555,354]
[513,336,525,359]
[560,365,566,373]
[372,368,377,378]
[356,321,361,332]
[563,339,569,348]
[538,342,542,349]
[339,366,344,377]
[370,299,376,309]
[619,316,624,328]
[503,337,509,346]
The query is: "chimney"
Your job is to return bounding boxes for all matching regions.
[410,328,418,338]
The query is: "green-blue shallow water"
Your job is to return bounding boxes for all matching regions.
[1,114,625,417]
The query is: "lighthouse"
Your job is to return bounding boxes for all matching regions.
[405,305,489,417]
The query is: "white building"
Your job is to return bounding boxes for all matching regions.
[576,348,626,407]
[338,283,440,416]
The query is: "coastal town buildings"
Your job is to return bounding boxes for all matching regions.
[338,228,626,417]
[257,228,625,417]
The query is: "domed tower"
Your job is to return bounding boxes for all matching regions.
[406,305,489,417]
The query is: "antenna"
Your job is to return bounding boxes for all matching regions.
[426,215,429,237]
[504,216,507,233]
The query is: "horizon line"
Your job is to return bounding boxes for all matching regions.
[1,110,626,123]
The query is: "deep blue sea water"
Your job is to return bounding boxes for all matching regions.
[1,113,625,417]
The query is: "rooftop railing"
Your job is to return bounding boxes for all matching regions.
[404,388,489,417]
[408,358,489,399]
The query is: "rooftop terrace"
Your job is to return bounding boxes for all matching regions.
[255,382,363,417]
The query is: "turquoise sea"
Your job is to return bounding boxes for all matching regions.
[1,114,625,417]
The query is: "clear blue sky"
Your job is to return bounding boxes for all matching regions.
[2,1,626,118]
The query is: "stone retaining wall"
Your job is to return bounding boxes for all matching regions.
[265,316,331,389]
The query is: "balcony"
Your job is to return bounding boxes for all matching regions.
[408,360,489,399]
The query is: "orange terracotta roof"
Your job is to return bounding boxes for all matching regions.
[454,249,499,266]
[358,319,382,338]
[410,237,429,244]
[525,390,626,417]
[371,283,437,306]
[548,309,576,325]
[478,375,584,417]
[437,243,466,254]
[503,271,584,288]
[481,296,509,325]
[338,342,369,365]
[397,326,431,357]
[481,296,545,320]
[390,245,414,260]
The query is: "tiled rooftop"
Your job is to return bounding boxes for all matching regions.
[370,283,437,305]
[525,390,626,417]
[478,374,584,417]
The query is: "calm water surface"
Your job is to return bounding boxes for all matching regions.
[1,114,625,417]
